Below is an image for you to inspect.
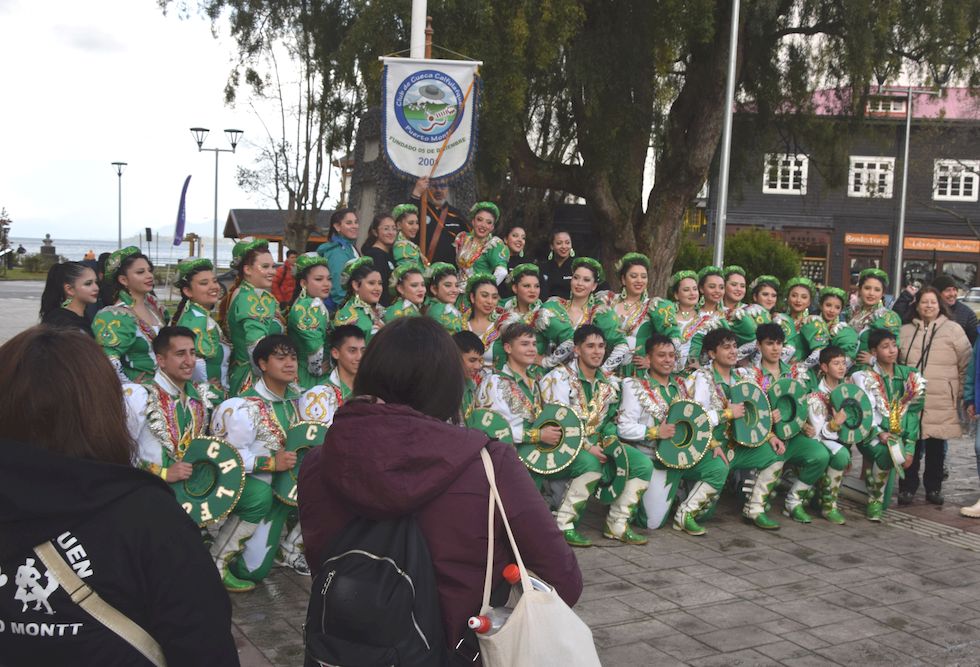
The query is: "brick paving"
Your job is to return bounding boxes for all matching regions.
[233,433,980,667]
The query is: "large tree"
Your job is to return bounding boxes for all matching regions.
[169,0,980,290]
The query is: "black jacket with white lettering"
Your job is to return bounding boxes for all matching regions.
[0,438,239,667]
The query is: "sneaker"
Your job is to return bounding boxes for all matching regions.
[822,508,846,525]
[746,513,780,530]
[897,491,914,506]
[221,569,255,593]
[276,552,311,576]
[603,525,648,545]
[960,499,980,518]
[866,501,883,522]
[925,491,944,506]
[562,529,593,548]
[784,505,813,524]
[672,512,707,536]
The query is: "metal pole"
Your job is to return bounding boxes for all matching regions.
[213,150,220,267]
[410,0,427,59]
[712,0,740,267]
[117,172,122,250]
[893,85,913,299]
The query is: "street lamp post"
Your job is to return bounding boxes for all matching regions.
[712,0,741,266]
[881,86,940,298]
[190,128,243,266]
[111,162,127,249]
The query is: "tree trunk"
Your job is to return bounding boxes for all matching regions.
[643,1,745,296]
[283,208,320,254]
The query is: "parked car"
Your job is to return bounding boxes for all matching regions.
[960,287,980,317]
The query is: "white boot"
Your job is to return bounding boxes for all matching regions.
[783,479,814,523]
[961,498,980,518]
[672,482,718,536]
[210,517,258,573]
[743,462,784,530]
[276,523,310,576]
[554,471,602,531]
[603,477,649,543]
[209,517,259,592]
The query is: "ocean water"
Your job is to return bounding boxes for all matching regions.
[10,236,236,267]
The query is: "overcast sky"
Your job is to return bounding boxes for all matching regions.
[0,0,335,241]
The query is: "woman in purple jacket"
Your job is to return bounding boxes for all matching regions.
[298,316,583,654]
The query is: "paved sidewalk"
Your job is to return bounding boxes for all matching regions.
[6,286,980,664]
[233,448,980,666]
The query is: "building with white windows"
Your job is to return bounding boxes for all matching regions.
[707,87,980,289]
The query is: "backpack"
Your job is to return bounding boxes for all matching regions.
[304,515,448,667]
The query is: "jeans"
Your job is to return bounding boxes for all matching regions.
[974,421,980,480]
[900,437,946,495]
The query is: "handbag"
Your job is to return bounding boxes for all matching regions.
[33,541,167,667]
[476,448,601,667]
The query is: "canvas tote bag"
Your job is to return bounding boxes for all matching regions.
[476,448,601,667]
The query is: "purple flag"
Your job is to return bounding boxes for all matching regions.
[173,175,192,245]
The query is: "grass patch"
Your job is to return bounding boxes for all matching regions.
[0,268,48,281]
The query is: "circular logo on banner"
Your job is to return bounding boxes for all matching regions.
[393,69,464,143]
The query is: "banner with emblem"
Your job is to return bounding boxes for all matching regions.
[380,57,481,181]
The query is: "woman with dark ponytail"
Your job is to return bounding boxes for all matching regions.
[287,254,333,389]
[92,247,167,382]
[221,239,284,394]
[173,258,231,398]
[40,261,99,335]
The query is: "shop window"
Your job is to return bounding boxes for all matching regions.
[763,153,808,195]
[867,97,906,114]
[942,262,978,289]
[848,156,895,198]
[933,159,980,202]
[902,259,935,289]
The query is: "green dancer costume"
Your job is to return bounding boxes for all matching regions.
[540,362,652,545]
[210,378,303,585]
[384,298,422,323]
[455,201,510,291]
[600,289,680,378]
[393,231,427,272]
[749,359,829,523]
[332,295,385,342]
[781,277,829,364]
[806,377,854,524]
[617,375,729,535]
[94,278,168,384]
[287,255,332,390]
[850,362,926,520]
[849,304,902,355]
[224,240,285,396]
[123,370,209,481]
[425,299,465,333]
[686,363,786,529]
[539,293,630,374]
[491,265,573,371]
[176,303,231,398]
[225,279,283,396]
[818,287,860,363]
[173,259,231,397]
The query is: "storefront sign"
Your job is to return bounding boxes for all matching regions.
[844,233,980,253]
[903,237,980,253]
[844,233,889,247]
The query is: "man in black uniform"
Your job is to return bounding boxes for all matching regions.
[409,176,467,266]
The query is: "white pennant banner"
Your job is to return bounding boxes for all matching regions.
[380,57,481,181]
